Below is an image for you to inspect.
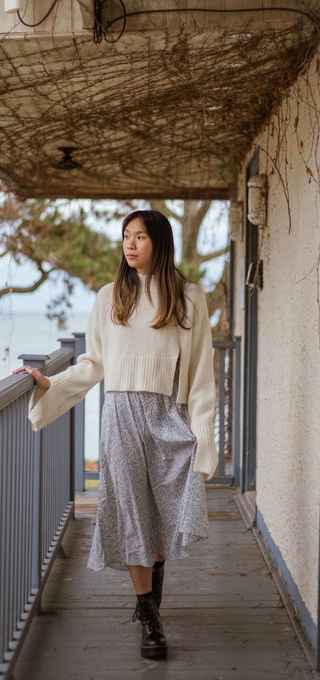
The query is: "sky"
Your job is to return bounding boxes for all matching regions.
[0,199,229,318]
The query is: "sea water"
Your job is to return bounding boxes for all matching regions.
[0,311,99,463]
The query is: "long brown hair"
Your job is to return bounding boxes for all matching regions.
[111,209,193,330]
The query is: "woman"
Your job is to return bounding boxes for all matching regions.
[12,209,218,660]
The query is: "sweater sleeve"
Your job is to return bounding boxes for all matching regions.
[188,285,218,481]
[28,290,104,432]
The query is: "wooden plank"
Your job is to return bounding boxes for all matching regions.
[12,488,316,680]
[8,672,315,680]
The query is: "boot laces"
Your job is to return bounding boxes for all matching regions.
[135,597,161,632]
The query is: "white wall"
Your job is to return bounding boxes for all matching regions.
[0,1,84,34]
[234,45,320,629]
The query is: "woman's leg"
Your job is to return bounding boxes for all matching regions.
[127,552,164,594]
[127,564,152,594]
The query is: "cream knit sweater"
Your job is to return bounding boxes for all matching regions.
[28,272,218,480]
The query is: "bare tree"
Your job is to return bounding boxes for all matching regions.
[0,189,229,333]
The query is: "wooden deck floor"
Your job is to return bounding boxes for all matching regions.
[12,487,316,680]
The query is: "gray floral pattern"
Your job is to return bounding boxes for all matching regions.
[87,359,209,571]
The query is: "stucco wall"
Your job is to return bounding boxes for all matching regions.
[233,46,320,629]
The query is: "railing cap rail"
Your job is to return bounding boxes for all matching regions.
[0,343,75,412]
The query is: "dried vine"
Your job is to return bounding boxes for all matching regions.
[242,45,320,342]
[0,15,318,198]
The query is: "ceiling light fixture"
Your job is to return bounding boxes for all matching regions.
[53,147,82,171]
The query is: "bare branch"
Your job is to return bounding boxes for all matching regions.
[197,245,229,263]
[0,267,56,298]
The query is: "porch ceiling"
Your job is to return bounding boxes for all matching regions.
[0,3,319,200]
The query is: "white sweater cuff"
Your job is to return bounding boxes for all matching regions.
[192,422,219,480]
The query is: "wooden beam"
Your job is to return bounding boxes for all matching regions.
[15,187,231,201]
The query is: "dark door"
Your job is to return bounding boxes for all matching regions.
[241,150,259,492]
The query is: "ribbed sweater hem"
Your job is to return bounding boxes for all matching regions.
[103,352,180,396]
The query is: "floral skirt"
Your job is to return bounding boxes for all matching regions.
[86,359,209,571]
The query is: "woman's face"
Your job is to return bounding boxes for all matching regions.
[123,217,153,273]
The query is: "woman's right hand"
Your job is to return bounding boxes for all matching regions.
[11,366,51,390]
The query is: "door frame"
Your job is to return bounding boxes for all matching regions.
[240,149,259,493]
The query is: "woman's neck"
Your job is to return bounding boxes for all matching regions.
[136,271,158,300]
[136,270,156,281]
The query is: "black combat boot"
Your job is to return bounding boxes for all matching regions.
[135,591,168,659]
[131,559,165,622]
[152,559,165,609]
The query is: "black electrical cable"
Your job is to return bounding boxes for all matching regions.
[102,4,320,43]
[17,0,60,28]
[14,2,320,39]
[93,0,104,44]
[94,0,127,44]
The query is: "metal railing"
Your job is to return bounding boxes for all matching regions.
[0,334,85,680]
[212,336,241,485]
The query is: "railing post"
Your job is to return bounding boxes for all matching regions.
[17,354,49,611]
[72,332,86,493]
[58,338,77,519]
[218,347,226,477]
[232,336,242,486]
